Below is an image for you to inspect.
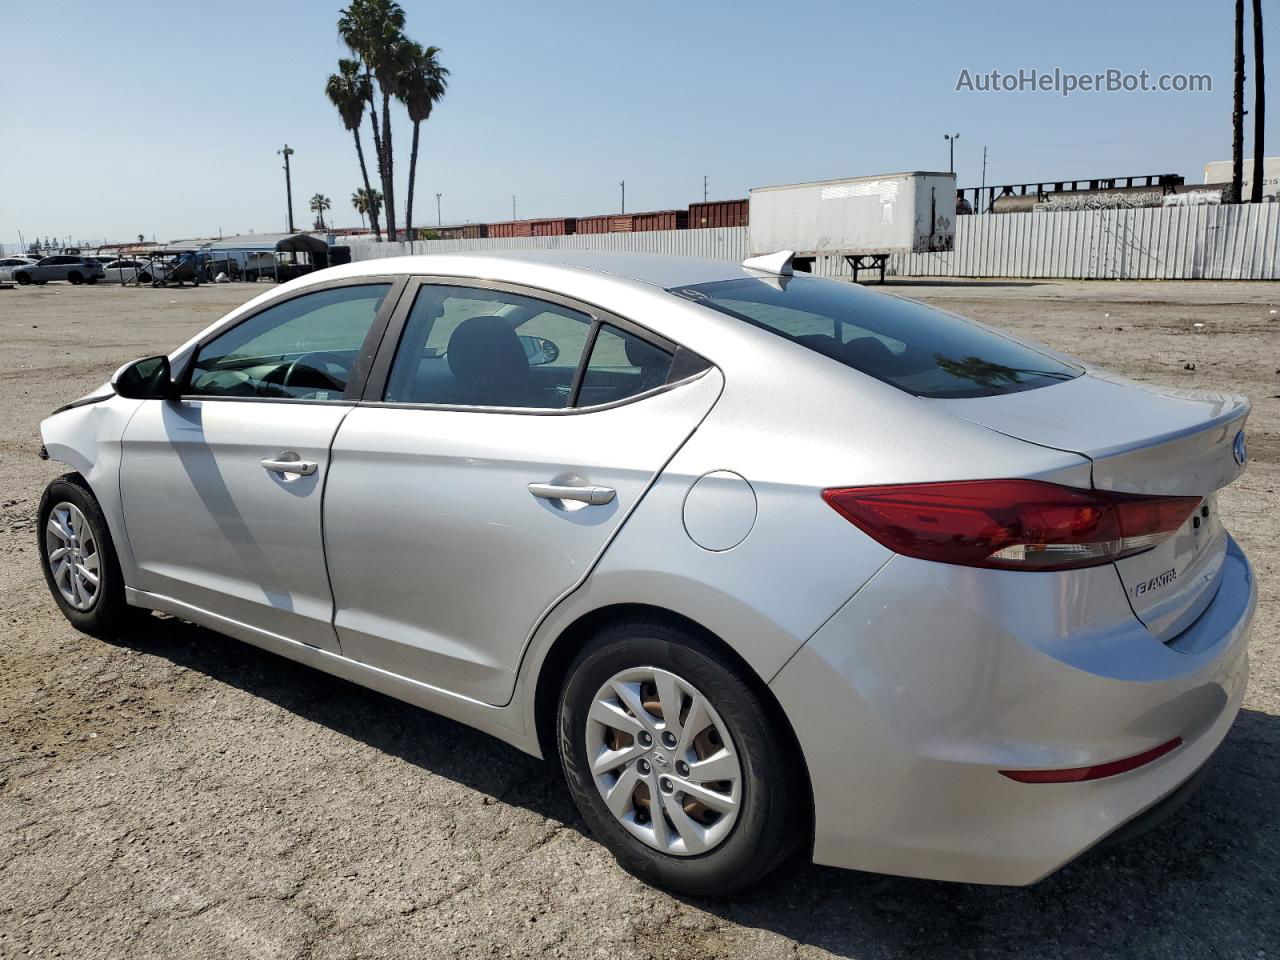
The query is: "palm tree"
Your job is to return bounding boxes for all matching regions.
[398,42,449,240]
[310,193,332,230]
[1231,0,1245,202]
[1251,0,1265,203]
[352,187,382,231]
[338,0,407,240]
[326,58,382,239]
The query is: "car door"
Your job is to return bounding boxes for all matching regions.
[118,278,404,651]
[323,278,721,705]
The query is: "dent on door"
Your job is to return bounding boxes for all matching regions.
[323,370,724,705]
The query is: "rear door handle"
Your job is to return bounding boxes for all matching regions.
[261,456,318,476]
[528,482,615,505]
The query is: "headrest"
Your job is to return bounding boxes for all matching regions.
[447,315,529,386]
[624,333,665,370]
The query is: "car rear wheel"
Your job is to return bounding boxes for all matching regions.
[85,276,98,285]
[38,475,137,637]
[558,619,805,895]
[67,272,83,285]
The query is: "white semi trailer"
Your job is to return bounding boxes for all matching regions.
[1203,158,1279,201]
[749,171,957,282]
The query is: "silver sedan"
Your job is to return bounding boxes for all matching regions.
[36,251,1256,894]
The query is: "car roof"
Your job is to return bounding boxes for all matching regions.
[331,249,758,290]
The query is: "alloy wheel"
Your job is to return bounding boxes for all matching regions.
[586,666,742,856]
[45,501,101,611]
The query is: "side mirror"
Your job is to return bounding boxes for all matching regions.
[518,335,560,366]
[112,355,175,400]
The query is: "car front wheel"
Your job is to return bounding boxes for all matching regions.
[16,273,31,284]
[558,619,805,895]
[38,475,137,637]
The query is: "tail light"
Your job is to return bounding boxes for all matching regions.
[822,479,1199,571]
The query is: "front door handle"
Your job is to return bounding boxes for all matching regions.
[261,456,318,476]
[528,482,615,505]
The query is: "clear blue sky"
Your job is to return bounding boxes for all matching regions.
[1,0,1273,245]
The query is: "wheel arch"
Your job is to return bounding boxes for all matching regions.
[531,601,814,832]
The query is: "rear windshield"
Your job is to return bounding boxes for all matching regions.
[671,276,1081,399]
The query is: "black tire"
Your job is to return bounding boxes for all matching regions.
[558,619,805,896]
[67,272,83,285]
[37,475,137,638]
[16,273,31,285]
[85,276,98,285]
[139,272,152,283]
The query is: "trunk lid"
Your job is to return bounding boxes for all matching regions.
[934,371,1249,640]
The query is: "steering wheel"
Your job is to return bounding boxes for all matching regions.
[281,351,354,393]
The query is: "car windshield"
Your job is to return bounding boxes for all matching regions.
[671,276,1082,399]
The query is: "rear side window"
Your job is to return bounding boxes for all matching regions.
[577,325,673,407]
[385,284,593,409]
[672,277,1081,399]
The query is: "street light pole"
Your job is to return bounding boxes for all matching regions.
[278,144,296,233]
[436,193,442,227]
[620,180,625,214]
[703,175,708,203]
[943,133,959,175]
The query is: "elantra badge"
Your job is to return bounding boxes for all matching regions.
[1233,430,1247,466]
[1134,569,1177,597]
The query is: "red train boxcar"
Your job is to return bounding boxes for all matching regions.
[487,220,535,238]
[631,209,688,232]
[687,199,748,228]
[530,217,576,236]
[432,224,488,240]
[576,215,632,233]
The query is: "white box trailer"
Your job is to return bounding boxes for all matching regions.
[749,171,957,281]
[1203,158,1280,201]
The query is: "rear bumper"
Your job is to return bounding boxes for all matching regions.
[771,537,1255,886]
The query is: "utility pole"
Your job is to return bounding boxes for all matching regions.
[980,146,988,213]
[436,193,443,226]
[1251,0,1266,203]
[512,195,517,220]
[703,175,708,203]
[278,145,296,232]
[620,180,625,214]
[944,133,959,174]
[1232,0,1246,202]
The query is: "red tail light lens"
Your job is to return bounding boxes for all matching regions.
[822,479,1199,571]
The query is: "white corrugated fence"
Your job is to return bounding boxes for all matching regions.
[344,205,1279,281]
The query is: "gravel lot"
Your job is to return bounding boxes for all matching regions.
[2,277,1278,960]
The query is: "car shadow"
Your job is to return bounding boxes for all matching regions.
[111,614,1280,959]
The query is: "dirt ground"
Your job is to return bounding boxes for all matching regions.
[1,277,1278,960]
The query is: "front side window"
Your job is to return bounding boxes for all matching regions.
[672,276,1081,399]
[188,283,390,400]
[384,285,593,408]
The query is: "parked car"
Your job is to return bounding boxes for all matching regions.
[101,259,159,284]
[0,256,38,281]
[13,255,106,285]
[36,251,1255,895]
